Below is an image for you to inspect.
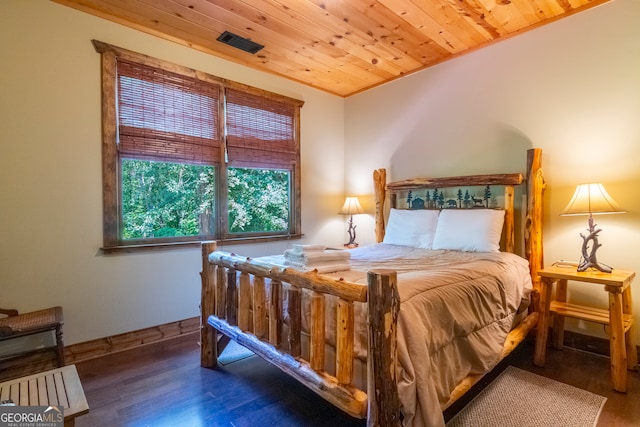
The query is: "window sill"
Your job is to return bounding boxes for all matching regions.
[100,234,303,254]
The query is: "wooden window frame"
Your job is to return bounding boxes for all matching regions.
[93,41,303,253]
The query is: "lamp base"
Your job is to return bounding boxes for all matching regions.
[577,215,612,273]
[577,260,612,273]
[345,215,358,247]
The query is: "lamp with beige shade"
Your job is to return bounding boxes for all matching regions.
[339,196,364,247]
[561,183,625,273]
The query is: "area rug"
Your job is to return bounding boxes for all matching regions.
[218,340,255,365]
[446,366,606,427]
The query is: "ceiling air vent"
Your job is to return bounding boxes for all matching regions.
[217,31,264,55]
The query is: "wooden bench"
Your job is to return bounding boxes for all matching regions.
[0,365,89,427]
[0,306,65,368]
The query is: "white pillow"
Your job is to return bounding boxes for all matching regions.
[383,208,440,249]
[432,209,505,252]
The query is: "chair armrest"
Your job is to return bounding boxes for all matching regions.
[0,308,19,317]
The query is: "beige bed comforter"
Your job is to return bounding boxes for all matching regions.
[261,244,532,427]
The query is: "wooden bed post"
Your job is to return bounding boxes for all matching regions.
[367,269,401,427]
[503,185,516,253]
[201,241,218,368]
[373,168,387,243]
[525,148,545,311]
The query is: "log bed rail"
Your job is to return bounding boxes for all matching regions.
[200,148,544,426]
[200,246,400,424]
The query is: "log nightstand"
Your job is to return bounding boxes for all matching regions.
[533,265,637,392]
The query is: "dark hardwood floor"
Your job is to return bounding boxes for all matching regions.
[73,334,639,426]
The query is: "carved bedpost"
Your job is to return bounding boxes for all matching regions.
[367,269,401,427]
[525,148,545,311]
[503,185,516,253]
[201,241,218,368]
[373,168,387,243]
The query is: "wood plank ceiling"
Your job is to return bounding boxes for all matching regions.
[54,0,609,97]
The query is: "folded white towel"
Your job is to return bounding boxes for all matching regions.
[284,260,351,274]
[291,244,326,254]
[284,249,351,264]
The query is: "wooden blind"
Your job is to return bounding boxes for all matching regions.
[117,60,221,165]
[225,88,297,169]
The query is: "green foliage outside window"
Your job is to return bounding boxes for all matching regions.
[228,167,290,233]
[121,159,215,239]
[121,161,290,239]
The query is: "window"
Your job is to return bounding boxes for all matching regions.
[93,41,303,250]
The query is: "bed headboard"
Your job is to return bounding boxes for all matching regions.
[373,148,545,297]
[385,173,523,253]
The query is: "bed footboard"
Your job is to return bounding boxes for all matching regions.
[200,242,401,426]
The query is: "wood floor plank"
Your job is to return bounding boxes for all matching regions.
[72,334,639,426]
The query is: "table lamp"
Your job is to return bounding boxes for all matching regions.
[339,196,364,247]
[561,183,625,273]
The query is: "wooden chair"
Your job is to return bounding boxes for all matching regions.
[0,306,65,368]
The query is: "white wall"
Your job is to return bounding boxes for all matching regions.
[0,0,345,345]
[345,0,640,343]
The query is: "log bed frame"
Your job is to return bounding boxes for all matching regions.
[200,148,545,426]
